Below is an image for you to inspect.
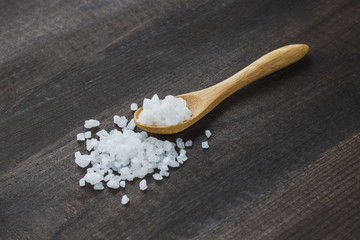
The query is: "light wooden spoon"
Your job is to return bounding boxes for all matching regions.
[134,44,309,134]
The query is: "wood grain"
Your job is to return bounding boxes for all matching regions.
[1,0,359,239]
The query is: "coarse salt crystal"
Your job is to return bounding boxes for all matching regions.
[114,116,128,128]
[153,173,163,180]
[185,140,192,147]
[77,133,85,141]
[86,138,98,151]
[176,138,185,149]
[139,179,147,191]
[104,174,114,182]
[202,141,209,149]
[84,131,91,139]
[205,130,212,138]
[94,182,104,190]
[163,141,173,152]
[96,129,109,137]
[84,172,103,185]
[127,119,136,130]
[121,195,129,205]
[107,177,120,189]
[160,170,169,177]
[79,178,85,187]
[130,103,138,111]
[113,115,121,125]
[75,151,91,168]
[84,119,100,129]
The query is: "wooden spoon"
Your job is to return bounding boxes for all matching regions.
[134,44,309,134]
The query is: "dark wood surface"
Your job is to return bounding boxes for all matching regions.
[1,0,359,239]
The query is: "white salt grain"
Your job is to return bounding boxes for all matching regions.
[84,119,100,129]
[86,138,98,151]
[185,140,192,147]
[119,181,126,188]
[139,179,147,191]
[202,141,209,149]
[163,141,173,151]
[75,151,91,168]
[177,149,188,163]
[77,133,85,141]
[160,170,170,177]
[94,182,104,190]
[84,172,103,185]
[107,177,120,189]
[104,174,114,182]
[153,173,163,181]
[138,94,192,126]
[114,116,128,128]
[130,103,138,111]
[79,178,85,187]
[205,130,212,138]
[96,129,109,137]
[121,195,129,205]
[113,115,120,124]
[127,119,136,130]
[84,131,91,139]
[176,138,185,149]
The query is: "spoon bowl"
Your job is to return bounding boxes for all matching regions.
[134,44,309,134]
[134,94,205,134]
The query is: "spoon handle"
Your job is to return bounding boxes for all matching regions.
[203,44,309,102]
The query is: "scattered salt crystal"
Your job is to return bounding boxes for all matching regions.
[180,149,187,155]
[130,103,138,111]
[163,141,173,151]
[177,149,188,163]
[121,195,129,205]
[202,141,209,149]
[104,174,114,182]
[84,131,91,139]
[86,138,98,151]
[168,160,180,168]
[185,140,192,147]
[96,129,109,137]
[139,179,147,191]
[94,182,104,190]
[79,178,85,187]
[176,138,185,149]
[160,170,169,177]
[153,173,163,180]
[84,119,100,129]
[113,115,120,124]
[114,115,128,128]
[107,177,120,189]
[119,181,126,188]
[138,94,192,126]
[77,133,85,141]
[160,165,169,172]
[127,119,136,130]
[75,151,91,168]
[84,172,103,185]
[205,130,212,138]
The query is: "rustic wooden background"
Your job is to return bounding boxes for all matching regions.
[1,0,359,239]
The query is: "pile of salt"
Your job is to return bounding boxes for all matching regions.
[137,94,192,126]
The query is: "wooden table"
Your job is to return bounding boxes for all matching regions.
[1,0,359,239]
